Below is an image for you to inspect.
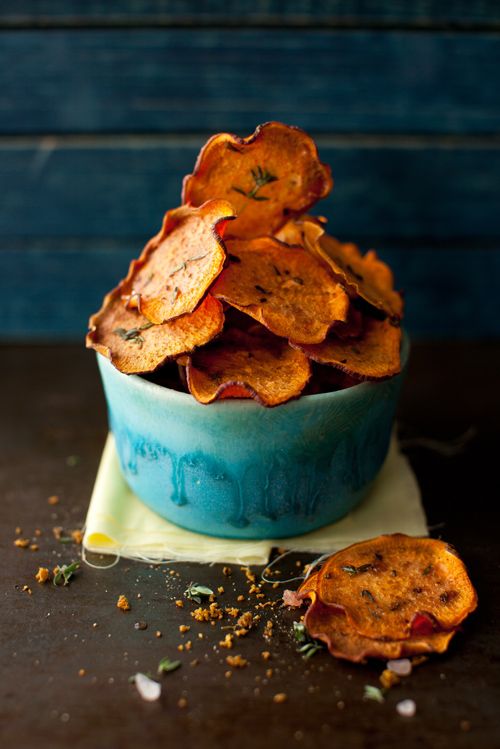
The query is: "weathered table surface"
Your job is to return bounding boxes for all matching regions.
[1,343,499,749]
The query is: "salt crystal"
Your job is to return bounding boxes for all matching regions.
[396,699,416,718]
[387,658,412,676]
[134,673,161,702]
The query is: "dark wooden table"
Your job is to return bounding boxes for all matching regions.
[1,343,499,749]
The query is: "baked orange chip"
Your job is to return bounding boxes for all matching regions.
[182,122,333,239]
[119,200,235,325]
[186,327,311,407]
[296,316,402,380]
[211,237,349,345]
[279,217,403,320]
[317,534,478,641]
[304,597,457,664]
[86,290,224,375]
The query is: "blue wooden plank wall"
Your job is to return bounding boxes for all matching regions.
[1,2,499,341]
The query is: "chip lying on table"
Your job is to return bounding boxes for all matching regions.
[87,121,405,406]
[283,534,478,663]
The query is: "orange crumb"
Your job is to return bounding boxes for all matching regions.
[237,595,245,602]
[273,693,287,704]
[380,669,400,689]
[261,651,271,661]
[179,625,190,633]
[266,668,273,678]
[222,566,232,576]
[237,612,253,629]
[185,640,192,651]
[175,600,184,608]
[219,634,234,649]
[14,538,30,549]
[225,607,240,618]
[217,586,225,594]
[116,595,130,612]
[29,544,39,552]
[35,567,50,584]
[272,582,279,589]
[22,585,32,595]
[177,697,188,709]
[34,529,42,537]
[78,669,86,677]
[243,567,256,583]
[15,526,22,535]
[225,670,232,679]
[235,629,248,638]
[155,631,162,638]
[190,659,199,667]
[52,527,63,540]
[178,644,184,652]
[71,529,83,545]
[48,495,59,505]
[226,655,248,668]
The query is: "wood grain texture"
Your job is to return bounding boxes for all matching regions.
[2,243,499,340]
[1,30,499,134]
[2,1,500,28]
[0,341,499,749]
[2,137,499,241]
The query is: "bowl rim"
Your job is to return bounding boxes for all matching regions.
[97,330,409,414]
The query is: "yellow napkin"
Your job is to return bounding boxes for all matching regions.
[83,433,427,566]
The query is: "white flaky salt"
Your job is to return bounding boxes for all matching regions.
[396,699,416,717]
[387,658,412,676]
[134,673,161,701]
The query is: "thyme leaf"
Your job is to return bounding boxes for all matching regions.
[53,562,79,586]
[113,322,154,348]
[231,166,278,202]
[341,563,374,576]
[184,582,214,604]
[293,621,324,659]
[157,657,181,675]
[363,685,385,704]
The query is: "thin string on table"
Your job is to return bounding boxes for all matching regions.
[260,549,334,585]
[399,426,476,457]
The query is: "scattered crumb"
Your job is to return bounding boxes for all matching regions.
[190,659,199,667]
[175,600,184,608]
[235,628,248,637]
[460,720,472,732]
[29,544,38,551]
[178,644,184,652]
[266,668,273,678]
[411,655,428,668]
[179,625,190,633]
[155,631,162,638]
[380,669,400,689]
[219,634,234,649]
[34,529,42,537]
[225,607,240,618]
[222,566,232,576]
[78,669,86,677]
[273,693,287,704]
[217,586,224,594]
[243,567,256,583]
[22,585,32,595]
[237,612,253,629]
[261,651,271,661]
[185,641,192,651]
[226,655,248,668]
[249,584,261,595]
[35,567,50,584]
[71,529,83,545]
[14,538,30,549]
[272,582,279,589]
[263,620,274,638]
[15,526,22,535]
[116,595,131,612]
[198,633,204,640]
[225,670,232,679]
[52,527,63,541]
[48,495,59,505]
[177,697,188,709]
[237,595,245,602]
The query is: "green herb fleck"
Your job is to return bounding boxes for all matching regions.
[232,166,278,202]
[53,562,80,587]
[113,322,154,348]
[184,582,214,604]
[255,284,271,295]
[422,564,433,576]
[293,621,324,659]
[341,563,374,576]
[170,286,180,305]
[363,685,385,704]
[168,253,208,278]
[361,589,375,602]
[157,657,181,675]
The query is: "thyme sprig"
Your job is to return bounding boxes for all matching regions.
[53,562,80,586]
[232,166,278,202]
[293,621,324,660]
[341,563,374,576]
[157,657,181,675]
[184,582,214,604]
[167,253,208,278]
[113,322,154,348]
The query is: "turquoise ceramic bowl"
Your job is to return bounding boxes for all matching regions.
[97,335,408,539]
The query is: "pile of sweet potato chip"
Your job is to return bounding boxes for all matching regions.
[87,122,405,407]
[284,534,478,662]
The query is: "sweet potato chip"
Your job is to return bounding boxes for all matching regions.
[295,316,402,380]
[86,290,224,375]
[317,534,478,640]
[278,217,403,319]
[211,237,349,345]
[182,122,333,239]
[118,201,235,325]
[186,326,311,407]
[304,597,457,663]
